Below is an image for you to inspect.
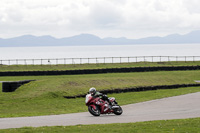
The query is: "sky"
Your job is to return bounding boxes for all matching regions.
[1,0,200,39]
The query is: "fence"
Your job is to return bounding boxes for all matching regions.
[0,56,200,65]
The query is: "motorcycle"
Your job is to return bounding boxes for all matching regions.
[85,94,123,116]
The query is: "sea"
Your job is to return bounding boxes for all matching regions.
[0,44,200,65]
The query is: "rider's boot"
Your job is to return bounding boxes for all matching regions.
[108,101,112,109]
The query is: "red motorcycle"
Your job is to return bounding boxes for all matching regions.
[85,94,123,116]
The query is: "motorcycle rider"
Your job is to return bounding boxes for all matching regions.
[89,87,112,107]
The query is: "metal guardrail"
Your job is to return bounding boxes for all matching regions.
[0,56,200,65]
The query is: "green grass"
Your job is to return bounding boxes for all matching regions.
[1,62,200,131]
[0,70,200,117]
[0,61,200,72]
[1,117,200,133]
[0,86,200,117]
[1,71,200,97]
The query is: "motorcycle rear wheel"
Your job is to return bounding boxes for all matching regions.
[113,106,123,115]
[88,105,100,116]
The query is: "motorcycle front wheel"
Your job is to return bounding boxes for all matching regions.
[88,105,100,116]
[113,106,123,115]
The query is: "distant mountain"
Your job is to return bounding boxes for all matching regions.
[60,34,105,45]
[134,30,200,44]
[0,31,200,47]
[0,34,105,47]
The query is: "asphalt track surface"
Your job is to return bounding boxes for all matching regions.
[1,92,200,129]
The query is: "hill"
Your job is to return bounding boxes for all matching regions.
[0,30,200,47]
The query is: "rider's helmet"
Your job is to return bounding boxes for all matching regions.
[89,87,96,95]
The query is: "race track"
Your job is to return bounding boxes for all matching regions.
[1,92,200,129]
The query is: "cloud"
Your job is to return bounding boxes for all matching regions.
[89,1,123,27]
[0,0,200,39]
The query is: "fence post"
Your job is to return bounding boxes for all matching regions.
[48,59,50,66]
[185,56,186,63]
[128,57,129,63]
[112,57,113,63]
[136,57,137,63]
[64,58,66,65]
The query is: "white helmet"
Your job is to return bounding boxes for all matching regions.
[89,87,96,94]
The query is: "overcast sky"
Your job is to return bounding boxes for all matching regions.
[1,0,200,39]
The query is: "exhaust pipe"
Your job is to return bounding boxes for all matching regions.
[111,106,119,109]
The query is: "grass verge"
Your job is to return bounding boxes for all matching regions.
[1,117,200,133]
[0,86,199,118]
[1,71,200,97]
[0,70,200,117]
